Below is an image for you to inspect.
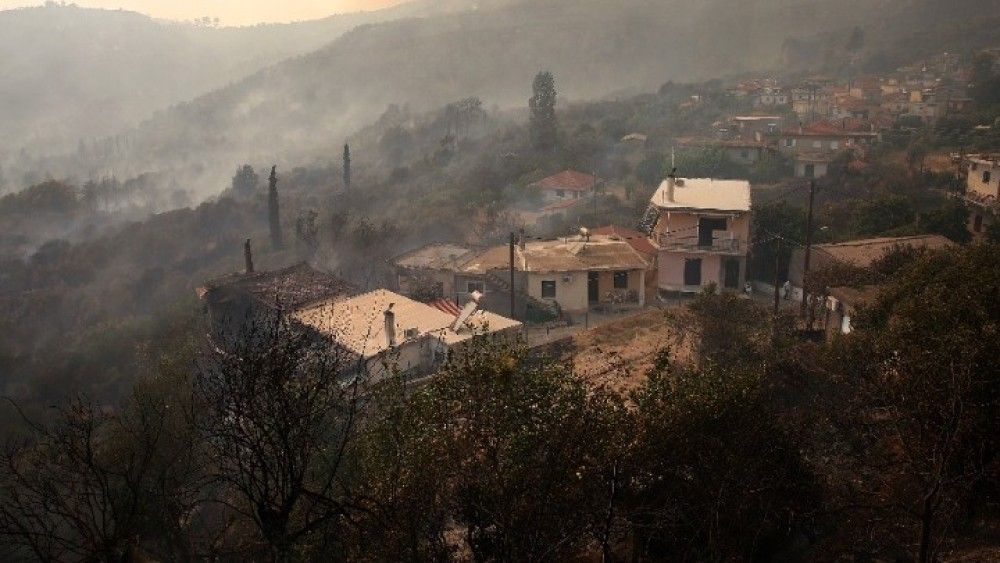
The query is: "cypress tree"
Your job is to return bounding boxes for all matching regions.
[343,144,352,191]
[268,165,283,249]
[529,71,558,151]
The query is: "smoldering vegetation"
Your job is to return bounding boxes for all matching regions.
[6,0,998,201]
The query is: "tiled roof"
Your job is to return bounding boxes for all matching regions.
[201,263,357,311]
[781,119,878,137]
[429,298,462,316]
[393,243,477,271]
[292,289,520,358]
[457,235,650,275]
[534,170,601,192]
[591,225,657,256]
[815,235,954,267]
[518,236,650,273]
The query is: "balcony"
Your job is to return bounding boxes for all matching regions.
[656,232,744,254]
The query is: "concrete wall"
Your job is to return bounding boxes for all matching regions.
[658,252,746,292]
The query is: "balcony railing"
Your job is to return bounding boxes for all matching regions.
[656,232,743,253]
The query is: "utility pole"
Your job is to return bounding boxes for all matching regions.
[592,171,599,224]
[773,236,782,317]
[509,232,517,319]
[800,180,816,320]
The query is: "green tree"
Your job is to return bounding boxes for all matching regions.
[635,152,667,187]
[629,354,817,560]
[529,71,558,151]
[357,339,625,561]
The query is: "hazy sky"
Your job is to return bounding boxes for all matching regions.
[0,1,407,25]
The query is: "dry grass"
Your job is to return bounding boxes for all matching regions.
[556,307,688,393]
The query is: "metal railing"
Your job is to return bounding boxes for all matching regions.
[656,232,743,253]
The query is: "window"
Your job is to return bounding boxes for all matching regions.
[613,271,629,289]
[984,171,992,184]
[974,214,984,233]
[812,140,822,148]
[784,138,795,147]
[971,163,978,171]
[466,281,484,294]
[541,280,557,299]
[555,189,565,198]
[830,141,839,150]
[740,149,749,159]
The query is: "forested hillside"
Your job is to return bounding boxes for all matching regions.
[0,0,511,162]
[12,0,998,198]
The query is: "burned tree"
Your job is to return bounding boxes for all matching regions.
[194,315,369,559]
[0,387,206,562]
[342,144,351,191]
[268,165,283,250]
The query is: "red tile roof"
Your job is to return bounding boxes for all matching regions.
[781,119,877,137]
[592,225,657,257]
[535,170,601,192]
[429,299,462,317]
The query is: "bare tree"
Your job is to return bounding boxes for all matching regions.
[0,386,205,562]
[194,314,370,560]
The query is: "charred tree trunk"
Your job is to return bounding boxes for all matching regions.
[268,166,283,250]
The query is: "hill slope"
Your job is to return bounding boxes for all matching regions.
[0,1,505,158]
[11,0,1000,194]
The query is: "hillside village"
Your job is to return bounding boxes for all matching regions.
[0,7,999,560]
[189,47,1000,381]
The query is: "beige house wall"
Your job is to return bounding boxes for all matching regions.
[596,269,646,306]
[658,252,746,292]
[526,271,589,313]
[968,162,1000,199]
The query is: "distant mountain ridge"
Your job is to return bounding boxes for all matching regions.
[0,0,512,157]
[5,0,999,195]
[115,0,999,172]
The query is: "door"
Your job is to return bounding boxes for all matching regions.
[723,258,740,289]
[588,272,600,303]
[683,259,702,287]
[698,218,728,247]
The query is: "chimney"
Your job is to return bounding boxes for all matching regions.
[518,227,526,251]
[384,304,396,348]
[665,168,677,203]
[244,239,254,274]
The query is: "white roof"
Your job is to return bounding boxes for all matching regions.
[291,289,520,359]
[650,178,751,212]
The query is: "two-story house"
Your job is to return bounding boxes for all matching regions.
[646,176,751,294]
[964,155,1000,238]
[774,120,879,178]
